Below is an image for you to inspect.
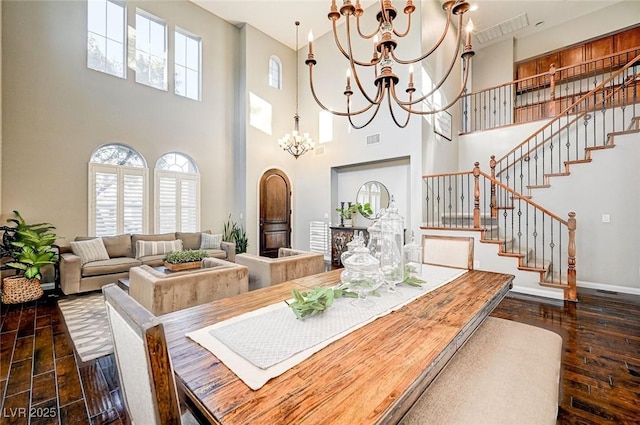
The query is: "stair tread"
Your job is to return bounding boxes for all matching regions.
[545,172,570,177]
[586,144,615,151]
[565,159,592,164]
[527,184,551,189]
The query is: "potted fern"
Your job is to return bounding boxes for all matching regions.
[1,211,58,304]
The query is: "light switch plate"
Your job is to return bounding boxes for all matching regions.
[602,214,610,223]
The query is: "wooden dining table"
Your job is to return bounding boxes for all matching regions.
[160,268,514,425]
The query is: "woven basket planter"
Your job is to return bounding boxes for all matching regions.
[1,276,44,304]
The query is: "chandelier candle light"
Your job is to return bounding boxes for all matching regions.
[305,0,475,129]
[278,21,315,159]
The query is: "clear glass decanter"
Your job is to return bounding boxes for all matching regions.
[379,196,404,292]
[403,231,423,280]
[366,209,385,261]
[341,230,364,266]
[340,237,384,307]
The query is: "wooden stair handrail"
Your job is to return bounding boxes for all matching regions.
[424,164,577,301]
[495,71,640,176]
[496,52,640,164]
[476,167,569,226]
[461,46,640,100]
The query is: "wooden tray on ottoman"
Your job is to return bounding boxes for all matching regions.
[163,261,202,271]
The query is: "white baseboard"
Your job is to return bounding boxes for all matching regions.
[577,280,640,296]
[510,285,565,300]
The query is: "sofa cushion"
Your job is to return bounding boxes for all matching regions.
[135,240,183,259]
[131,232,176,248]
[70,238,109,265]
[82,257,142,277]
[201,233,223,249]
[176,232,201,250]
[102,234,133,258]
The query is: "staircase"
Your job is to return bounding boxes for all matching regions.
[422,50,640,302]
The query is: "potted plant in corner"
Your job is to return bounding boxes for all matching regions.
[1,210,58,304]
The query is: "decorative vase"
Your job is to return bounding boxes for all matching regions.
[379,196,404,292]
[343,218,353,227]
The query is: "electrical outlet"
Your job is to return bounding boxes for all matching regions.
[473,260,480,269]
[602,214,610,223]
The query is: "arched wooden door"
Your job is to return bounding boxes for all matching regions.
[259,169,291,258]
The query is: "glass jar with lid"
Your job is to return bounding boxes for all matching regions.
[340,237,384,307]
[379,196,404,292]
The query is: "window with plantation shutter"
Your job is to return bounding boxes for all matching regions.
[155,153,200,233]
[89,145,148,237]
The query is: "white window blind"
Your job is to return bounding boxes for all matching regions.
[155,171,199,233]
[90,163,148,236]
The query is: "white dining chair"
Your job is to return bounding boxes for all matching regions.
[103,283,200,425]
[422,235,474,270]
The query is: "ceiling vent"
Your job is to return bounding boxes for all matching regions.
[476,13,529,44]
[366,133,381,146]
[314,146,325,155]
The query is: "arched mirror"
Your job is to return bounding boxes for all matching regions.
[356,181,390,219]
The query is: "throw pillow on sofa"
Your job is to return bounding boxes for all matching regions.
[200,233,223,250]
[135,239,184,259]
[70,238,110,265]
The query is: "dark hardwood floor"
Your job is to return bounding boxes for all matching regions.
[1,286,639,424]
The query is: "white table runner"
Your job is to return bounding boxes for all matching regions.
[186,265,467,390]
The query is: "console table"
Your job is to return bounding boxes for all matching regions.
[329,226,369,266]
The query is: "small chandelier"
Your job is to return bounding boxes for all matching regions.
[278,21,315,159]
[305,0,475,129]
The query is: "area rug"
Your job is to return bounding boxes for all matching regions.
[58,292,113,362]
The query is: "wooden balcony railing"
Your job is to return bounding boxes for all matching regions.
[461,47,640,133]
[493,52,640,196]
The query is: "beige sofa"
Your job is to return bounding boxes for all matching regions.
[235,248,324,291]
[128,258,248,315]
[60,232,235,295]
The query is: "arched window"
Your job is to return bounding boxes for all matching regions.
[155,152,200,233]
[89,144,148,236]
[268,55,282,89]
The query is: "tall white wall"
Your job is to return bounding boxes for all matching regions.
[2,0,239,240]
[514,1,640,62]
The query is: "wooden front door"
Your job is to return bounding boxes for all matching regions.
[259,169,291,257]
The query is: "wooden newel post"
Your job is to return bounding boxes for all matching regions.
[473,162,481,228]
[490,155,497,218]
[567,211,577,302]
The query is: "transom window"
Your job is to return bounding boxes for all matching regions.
[89,144,148,237]
[135,9,167,90]
[269,56,282,89]
[175,28,202,101]
[155,153,200,233]
[87,0,126,78]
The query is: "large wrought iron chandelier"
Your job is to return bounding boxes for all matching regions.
[305,0,475,129]
[278,21,315,159]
